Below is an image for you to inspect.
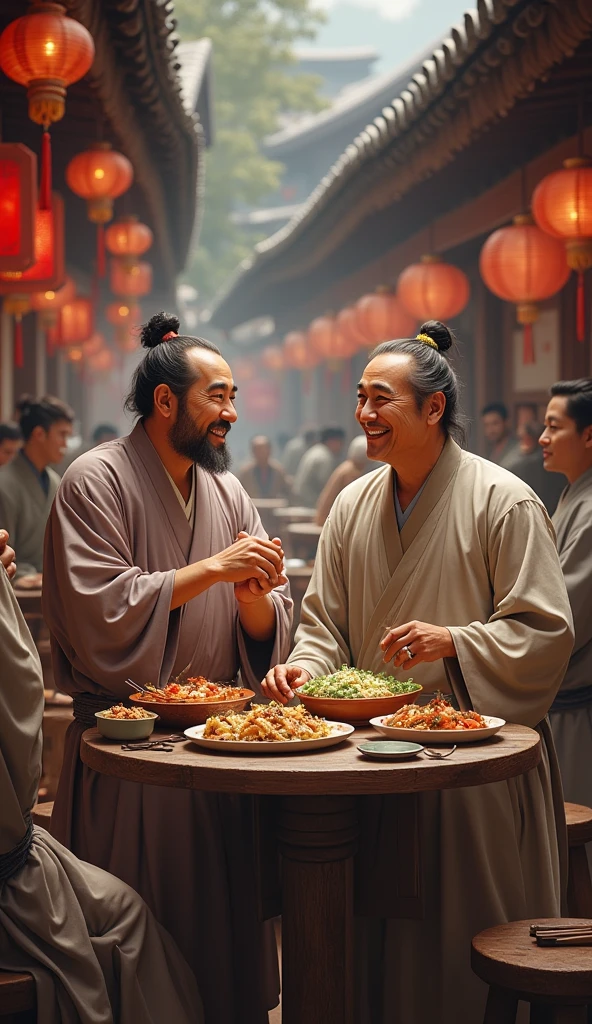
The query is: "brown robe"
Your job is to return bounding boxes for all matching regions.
[0,562,203,1024]
[43,422,292,1024]
[288,439,573,1024]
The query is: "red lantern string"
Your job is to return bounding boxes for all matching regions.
[523,325,535,366]
[576,271,586,343]
[96,223,106,278]
[39,129,52,210]
[14,316,23,368]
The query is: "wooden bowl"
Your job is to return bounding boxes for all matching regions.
[296,687,422,724]
[129,689,255,727]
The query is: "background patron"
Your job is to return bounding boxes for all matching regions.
[238,435,290,499]
[0,421,22,467]
[293,425,345,508]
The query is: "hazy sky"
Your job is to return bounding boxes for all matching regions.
[314,0,468,72]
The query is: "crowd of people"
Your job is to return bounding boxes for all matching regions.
[0,310,591,1023]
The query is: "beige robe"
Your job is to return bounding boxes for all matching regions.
[43,422,292,1024]
[549,467,592,817]
[289,439,573,1024]
[0,563,203,1024]
[0,452,59,578]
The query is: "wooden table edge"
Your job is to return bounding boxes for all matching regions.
[80,724,541,796]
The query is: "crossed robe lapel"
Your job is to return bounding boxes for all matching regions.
[172,467,218,674]
[552,466,592,548]
[128,423,193,564]
[357,439,462,668]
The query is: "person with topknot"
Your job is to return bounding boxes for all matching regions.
[264,320,573,1024]
[43,312,292,1024]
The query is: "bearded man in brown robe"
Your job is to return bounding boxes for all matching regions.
[264,321,573,1024]
[43,312,292,1024]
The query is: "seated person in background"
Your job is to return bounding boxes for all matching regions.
[281,424,318,479]
[0,556,203,1024]
[238,434,290,499]
[0,396,73,585]
[504,419,565,513]
[315,434,373,525]
[57,421,119,474]
[481,401,520,467]
[540,379,592,834]
[293,425,345,508]
[0,420,22,467]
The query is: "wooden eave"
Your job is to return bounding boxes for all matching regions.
[210,0,592,331]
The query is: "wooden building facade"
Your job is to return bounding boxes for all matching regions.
[211,0,592,453]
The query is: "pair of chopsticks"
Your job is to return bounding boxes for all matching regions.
[530,923,592,946]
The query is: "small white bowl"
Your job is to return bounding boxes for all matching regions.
[95,709,158,740]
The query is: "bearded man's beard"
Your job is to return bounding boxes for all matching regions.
[169,397,231,474]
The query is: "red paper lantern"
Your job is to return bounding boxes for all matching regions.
[31,274,75,352]
[110,258,152,299]
[59,296,93,346]
[354,289,416,346]
[67,143,133,275]
[260,345,285,372]
[308,315,354,360]
[0,193,65,293]
[0,143,37,272]
[397,256,470,322]
[0,4,94,210]
[336,306,367,352]
[106,300,141,347]
[284,330,317,370]
[532,157,592,341]
[81,332,104,358]
[233,357,255,383]
[480,214,570,363]
[105,216,152,259]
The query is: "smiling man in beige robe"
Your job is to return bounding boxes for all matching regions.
[264,321,573,1024]
[43,313,292,1024]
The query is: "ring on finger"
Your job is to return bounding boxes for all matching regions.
[401,645,413,661]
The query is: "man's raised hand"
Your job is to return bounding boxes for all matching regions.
[0,530,17,580]
[262,664,311,704]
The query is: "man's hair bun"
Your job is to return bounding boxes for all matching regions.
[140,311,181,349]
[417,320,453,354]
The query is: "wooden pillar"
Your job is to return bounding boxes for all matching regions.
[35,321,46,397]
[55,350,67,402]
[0,312,14,420]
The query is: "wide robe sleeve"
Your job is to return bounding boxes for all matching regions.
[446,499,574,727]
[287,512,351,679]
[234,482,293,688]
[43,471,179,697]
[0,485,37,579]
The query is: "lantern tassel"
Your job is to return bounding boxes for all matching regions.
[576,270,586,343]
[14,317,24,369]
[40,129,52,211]
[523,323,535,365]
[97,224,106,278]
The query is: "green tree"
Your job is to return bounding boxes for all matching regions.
[174,0,325,310]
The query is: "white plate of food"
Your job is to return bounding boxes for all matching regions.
[370,696,505,744]
[184,701,354,754]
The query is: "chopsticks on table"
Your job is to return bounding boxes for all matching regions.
[530,923,592,946]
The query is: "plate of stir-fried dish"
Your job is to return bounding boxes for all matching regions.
[184,702,354,753]
[130,677,254,726]
[370,697,505,743]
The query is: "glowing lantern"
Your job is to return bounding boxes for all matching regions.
[89,346,115,373]
[59,296,93,346]
[66,344,83,363]
[480,214,570,364]
[532,158,592,341]
[0,3,94,209]
[3,294,31,368]
[284,330,317,370]
[260,345,285,372]
[0,193,65,293]
[110,258,152,299]
[336,306,367,352]
[66,143,133,275]
[0,143,37,272]
[355,289,416,346]
[397,256,470,322]
[31,274,75,352]
[105,216,152,260]
[307,315,354,361]
[106,300,141,347]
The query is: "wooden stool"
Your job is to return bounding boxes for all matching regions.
[566,803,592,919]
[30,800,54,829]
[472,918,592,1023]
[0,970,36,1022]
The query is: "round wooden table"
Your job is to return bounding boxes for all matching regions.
[272,506,316,525]
[82,723,540,1024]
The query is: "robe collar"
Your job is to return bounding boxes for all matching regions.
[557,464,592,509]
[12,451,53,512]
